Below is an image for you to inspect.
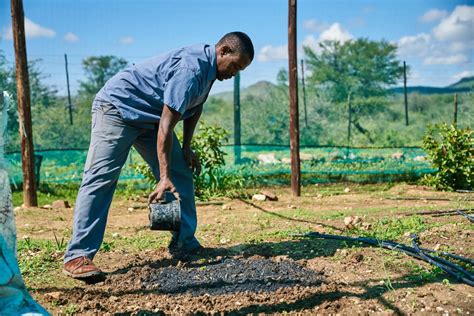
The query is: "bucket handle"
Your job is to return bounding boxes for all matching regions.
[155,190,181,204]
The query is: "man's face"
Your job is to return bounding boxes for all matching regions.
[216,46,251,81]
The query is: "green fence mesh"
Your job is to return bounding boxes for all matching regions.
[5,145,435,186]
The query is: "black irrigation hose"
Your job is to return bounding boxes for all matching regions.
[417,248,474,266]
[410,234,474,287]
[456,210,474,223]
[294,232,474,286]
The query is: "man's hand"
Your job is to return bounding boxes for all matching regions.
[148,177,179,204]
[183,147,201,175]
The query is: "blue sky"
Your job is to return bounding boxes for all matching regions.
[1,0,473,96]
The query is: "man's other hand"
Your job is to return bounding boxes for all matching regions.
[182,147,201,175]
[148,177,179,204]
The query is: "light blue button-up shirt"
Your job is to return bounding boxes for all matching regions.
[95,44,216,125]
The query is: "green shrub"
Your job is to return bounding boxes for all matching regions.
[421,123,473,191]
[136,122,247,200]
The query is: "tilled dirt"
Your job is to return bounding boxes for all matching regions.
[16,184,474,314]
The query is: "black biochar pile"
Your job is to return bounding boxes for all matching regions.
[142,257,323,295]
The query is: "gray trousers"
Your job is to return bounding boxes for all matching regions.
[64,103,200,263]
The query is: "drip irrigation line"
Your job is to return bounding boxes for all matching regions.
[405,208,474,216]
[410,234,474,286]
[389,197,451,201]
[292,232,474,286]
[418,248,474,266]
[456,210,474,223]
[390,197,474,202]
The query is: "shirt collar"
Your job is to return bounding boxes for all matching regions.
[205,44,217,82]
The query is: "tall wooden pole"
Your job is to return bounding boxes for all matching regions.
[454,93,458,127]
[65,53,73,125]
[403,61,409,126]
[288,0,300,196]
[301,59,308,128]
[233,71,241,164]
[11,0,37,206]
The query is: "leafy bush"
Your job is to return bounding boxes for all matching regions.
[136,122,248,200]
[421,123,473,191]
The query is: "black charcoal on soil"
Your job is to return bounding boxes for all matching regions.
[142,257,323,295]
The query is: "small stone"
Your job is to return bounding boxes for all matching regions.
[52,200,71,209]
[127,207,134,211]
[392,152,404,160]
[112,233,119,238]
[433,243,441,251]
[287,204,297,209]
[436,307,443,312]
[344,216,362,229]
[344,187,351,193]
[221,204,232,210]
[45,291,62,301]
[252,194,266,201]
[42,204,53,209]
[260,190,278,201]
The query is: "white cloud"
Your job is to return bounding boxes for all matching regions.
[397,33,432,57]
[452,70,474,81]
[397,6,473,67]
[420,9,448,23]
[301,34,319,52]
[433,5,474,41]
[319,23,353,43]
[64,32,79,42]
[302,19,329,32]
[257,44,287,61]
[259,22,353,62]
[423,54,468,65]
[2,17,55,39]
[119,36,134,45]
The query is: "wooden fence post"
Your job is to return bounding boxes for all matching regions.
[288,0,300,196]
[11,0,37,206]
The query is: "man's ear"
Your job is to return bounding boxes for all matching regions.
[220,45,232,56]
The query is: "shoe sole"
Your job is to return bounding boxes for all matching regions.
[62,268,103,279]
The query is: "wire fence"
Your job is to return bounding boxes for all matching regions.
[5,145,435,186]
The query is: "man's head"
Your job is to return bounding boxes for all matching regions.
[215,32,254,81]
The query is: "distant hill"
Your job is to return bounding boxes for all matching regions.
[390,76,473,94]
[448,76,474,89]
[211,77,473,99]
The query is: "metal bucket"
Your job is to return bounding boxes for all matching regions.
[148,191,181,231]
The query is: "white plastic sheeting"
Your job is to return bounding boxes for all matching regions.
[0,91,49,315]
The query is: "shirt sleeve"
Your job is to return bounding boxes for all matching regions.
[163,68,200,115]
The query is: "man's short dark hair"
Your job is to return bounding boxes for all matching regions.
[217,32,254,61]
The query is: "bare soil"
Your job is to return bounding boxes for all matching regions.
[15,183,474,315]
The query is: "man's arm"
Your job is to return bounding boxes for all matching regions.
[148,104,181,203]
[182,104,203,175]
[182,104,203,149]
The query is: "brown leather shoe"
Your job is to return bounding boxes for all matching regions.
[63,256,102,279]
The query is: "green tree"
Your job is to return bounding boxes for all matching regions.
[276,68,288,87]
[303,39,404,143]
[304,39,404,102]
[0,51,61,151]
[79,56,128,95]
